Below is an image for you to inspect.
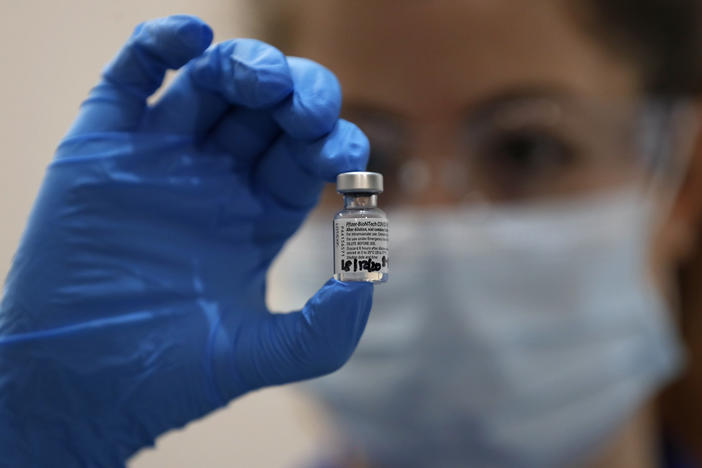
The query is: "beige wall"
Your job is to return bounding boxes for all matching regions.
[0,2,327,466]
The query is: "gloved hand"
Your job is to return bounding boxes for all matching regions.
[0,15,373,467]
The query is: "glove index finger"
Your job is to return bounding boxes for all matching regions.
[254,119,370,210]
[272,57,342,141]
[304,119,371,181]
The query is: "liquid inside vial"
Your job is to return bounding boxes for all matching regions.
[333,193,389,283]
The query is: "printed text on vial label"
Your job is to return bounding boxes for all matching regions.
[335,219,389,273]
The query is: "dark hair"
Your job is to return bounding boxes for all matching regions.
[252,0,702,96]
[579,0,702,95]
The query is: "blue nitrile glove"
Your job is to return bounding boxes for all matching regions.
[0,15,373,467]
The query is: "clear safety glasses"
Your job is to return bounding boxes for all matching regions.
[351,96,698,207]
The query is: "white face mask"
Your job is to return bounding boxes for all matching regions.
[267,189,683,468]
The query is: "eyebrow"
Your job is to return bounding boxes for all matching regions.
[342,85,579,123]
[463,86,578,124]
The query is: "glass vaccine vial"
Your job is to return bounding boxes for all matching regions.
[333,172,389,283]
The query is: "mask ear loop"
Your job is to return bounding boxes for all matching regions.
[633,101,700,376]
[639,100,700,230]
[632,100,700,320]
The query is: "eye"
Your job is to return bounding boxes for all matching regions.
[479,129,576,175]
[468,127,584,201]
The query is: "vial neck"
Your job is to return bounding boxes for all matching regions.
[344,193,378,209]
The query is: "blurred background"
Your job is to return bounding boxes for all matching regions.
[0,1,327,467]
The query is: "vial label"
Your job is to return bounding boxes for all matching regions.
[334,218,389,275]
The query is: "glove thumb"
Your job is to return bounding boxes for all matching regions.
[213,279,374,400]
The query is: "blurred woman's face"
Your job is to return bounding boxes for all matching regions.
[287,0,700,291]
[288,0,666,207]
[272,3,700,465]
